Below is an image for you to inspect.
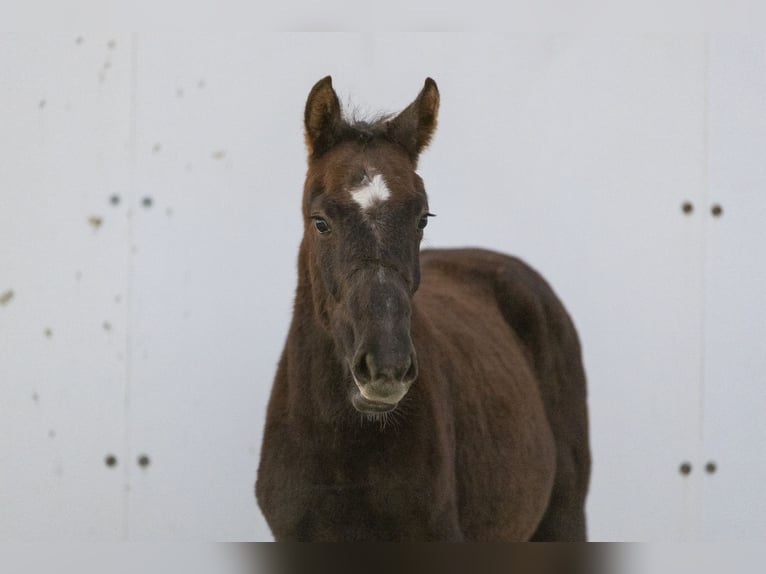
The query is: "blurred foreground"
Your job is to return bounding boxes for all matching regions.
[1,543,762,574]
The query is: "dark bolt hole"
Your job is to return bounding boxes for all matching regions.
[138,454,151,468]
[711,204,723,217]
[705,461,717,474]
[105,454,118,468]
[142,197,153,209]
[110,194,121,206]
[681,201,694,215]
[679,462,692,476]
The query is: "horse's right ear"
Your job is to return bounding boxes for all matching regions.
[304,76,342,159]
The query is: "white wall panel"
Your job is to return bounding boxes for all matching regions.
[0,34,132,539]
[123,34,300,540]
[702,35,766,541]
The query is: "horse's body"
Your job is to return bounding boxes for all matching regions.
[256,78,590,541]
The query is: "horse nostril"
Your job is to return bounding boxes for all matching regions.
[397,356,412,381]
[404,355,418,382]
[354,353,374,383]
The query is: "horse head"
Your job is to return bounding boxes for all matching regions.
[301,76,440,415]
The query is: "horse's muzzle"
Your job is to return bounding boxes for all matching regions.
[349,347,417,411]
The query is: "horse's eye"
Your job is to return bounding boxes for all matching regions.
[313,217,330,234]
[417,214,432,230]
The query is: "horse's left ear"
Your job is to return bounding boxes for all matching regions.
[387,78,440,163]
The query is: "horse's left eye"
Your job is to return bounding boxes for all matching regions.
[418,214,434,230]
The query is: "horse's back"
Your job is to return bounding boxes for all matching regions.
[417,248,590,540]
[420,247,584,387]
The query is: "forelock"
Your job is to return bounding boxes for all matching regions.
[336,108,396,146]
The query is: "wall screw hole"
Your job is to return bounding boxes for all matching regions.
[679,462,692,476]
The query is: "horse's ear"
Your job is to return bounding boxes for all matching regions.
[304,76,342,159]
[387,78,440,162]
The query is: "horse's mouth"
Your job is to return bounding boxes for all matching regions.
[351,391,399,414]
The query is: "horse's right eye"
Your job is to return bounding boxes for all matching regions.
[313,218,330,234]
